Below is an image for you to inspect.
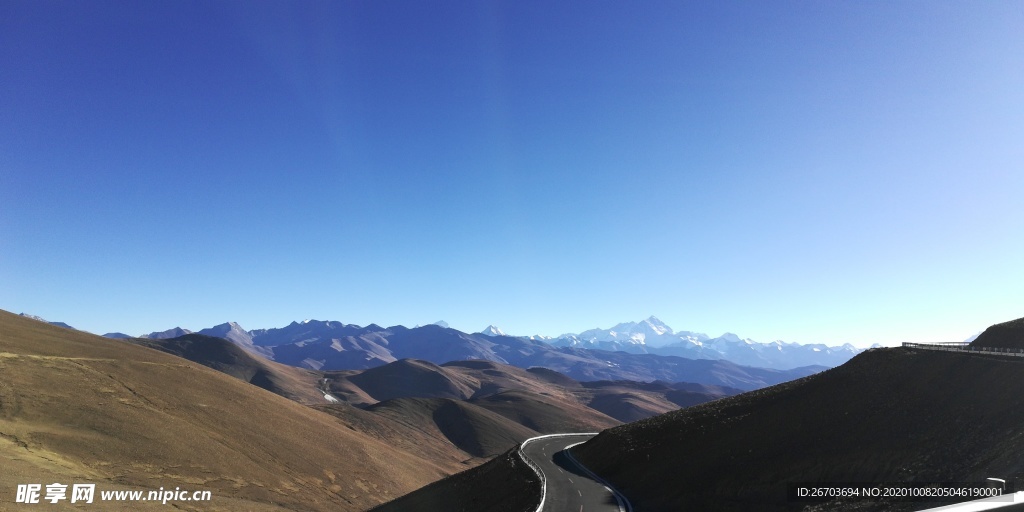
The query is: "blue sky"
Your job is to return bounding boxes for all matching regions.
[2,1,1021,346]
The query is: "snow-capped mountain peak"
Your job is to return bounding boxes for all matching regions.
[640,315,673,336]
[480,325,506,337]
[717,333,743,343]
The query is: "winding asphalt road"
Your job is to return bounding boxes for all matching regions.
[520,433,632,512]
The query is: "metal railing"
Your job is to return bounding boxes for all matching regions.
[902,342,1024,357]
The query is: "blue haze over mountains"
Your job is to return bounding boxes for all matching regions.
[118,316,865,388]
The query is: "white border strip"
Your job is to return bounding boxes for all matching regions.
[917,491,1024,511]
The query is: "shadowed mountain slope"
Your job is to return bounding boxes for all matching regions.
[573,346,1024,511]
[370,448,539,512]
[0,310,460,511]
[365,397,538,458]
[970,316,1024,349]
[322,358,718,430]
[130,333,326,404]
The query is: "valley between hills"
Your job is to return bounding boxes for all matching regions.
[4,308,1022,511]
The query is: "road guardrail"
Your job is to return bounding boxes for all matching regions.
[902,342,1024,357]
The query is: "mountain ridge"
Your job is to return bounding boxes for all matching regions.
[147,316,857,372]
[21,311,870,370]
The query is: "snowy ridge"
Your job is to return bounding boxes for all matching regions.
[546,316,865,370]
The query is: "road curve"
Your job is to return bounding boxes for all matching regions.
[520,433,632,512]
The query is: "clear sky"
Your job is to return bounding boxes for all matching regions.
[2,1,1021,347]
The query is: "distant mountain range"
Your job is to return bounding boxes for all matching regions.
[116,318,824,389]
[22,311,859,378]
[124,315,867,371]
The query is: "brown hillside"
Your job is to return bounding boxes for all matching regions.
[471,389,620,432]
[442,359,581,400]
[582,389,680,423]
[525,366,582,388]
[569,380,734,423]
[343,359,478,402]
[0,310,451,511]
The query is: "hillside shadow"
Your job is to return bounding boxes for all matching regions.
[551,449,623,507]
[552,449,590,478]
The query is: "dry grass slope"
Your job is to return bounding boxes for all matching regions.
[0,310,452,511]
